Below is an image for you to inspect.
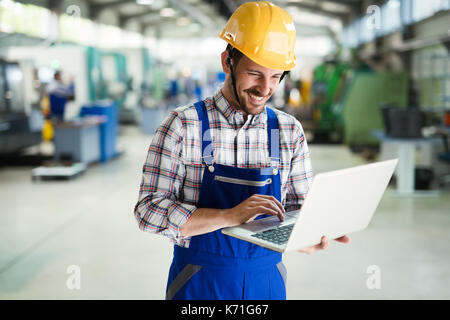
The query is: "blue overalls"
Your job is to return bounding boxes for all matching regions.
[165,101,287,300]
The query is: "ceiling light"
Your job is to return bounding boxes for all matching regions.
[177,17,190,26]
[136,0,154,5]
[160,7,175,17]
[388,0,400,8]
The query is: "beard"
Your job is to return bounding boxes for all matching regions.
[229,83,270,114]
[225,79,273,115]
[239,88,271,115]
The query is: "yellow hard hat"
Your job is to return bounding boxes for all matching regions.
[219,1,296,71]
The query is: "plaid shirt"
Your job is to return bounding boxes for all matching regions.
[134,89,313,247]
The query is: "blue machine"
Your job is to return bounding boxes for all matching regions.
[80,101,119,163]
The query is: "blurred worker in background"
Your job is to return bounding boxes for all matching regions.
[134,1,349,300]
[46,70,74,122]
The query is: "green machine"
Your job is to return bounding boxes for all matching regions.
[87,46,104,101]
[142,47,164,102]
[87,47,129,106]
[311,60,349,142]
[311,56,408,147]
[86,47,133,123]
[335,71,408,147]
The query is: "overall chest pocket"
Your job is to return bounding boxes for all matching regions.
[214,175,273,187]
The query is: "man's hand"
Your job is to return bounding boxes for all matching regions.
[180,194,285,238]
[226,194,285,227]
[299,235,350,255]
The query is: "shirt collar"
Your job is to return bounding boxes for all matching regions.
[212,88,267,127]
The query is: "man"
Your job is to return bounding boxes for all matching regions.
[134,1,349,300]
[46,70,74,121]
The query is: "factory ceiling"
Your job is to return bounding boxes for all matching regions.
[14,0,375,38]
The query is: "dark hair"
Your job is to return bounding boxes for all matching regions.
[226,44,244,67]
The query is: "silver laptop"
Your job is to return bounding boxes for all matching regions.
[222,159,398,253]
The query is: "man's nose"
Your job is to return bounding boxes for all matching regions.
[256,77,272,97]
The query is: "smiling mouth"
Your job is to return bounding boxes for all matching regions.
[247,91,266,104]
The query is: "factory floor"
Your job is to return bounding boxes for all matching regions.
[1,125,449,300]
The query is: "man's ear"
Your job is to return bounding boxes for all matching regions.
[221,50,231,74]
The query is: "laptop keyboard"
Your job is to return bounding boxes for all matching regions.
[251,224,294,245]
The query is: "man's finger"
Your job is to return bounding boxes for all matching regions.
[298,236,331,254]
[317,236,329,250]
[259,197,284,215]
[334,235,350,243]
[299,247,313,255]
[253,194,285,213]
[254,205,280,217]
[277,211,284,222]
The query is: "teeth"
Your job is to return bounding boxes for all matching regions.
[249,93,263,101]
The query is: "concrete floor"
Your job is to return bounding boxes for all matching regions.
[1,125,449,300]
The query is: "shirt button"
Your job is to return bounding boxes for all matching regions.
[208,166,215,173]
[272,168,278,175]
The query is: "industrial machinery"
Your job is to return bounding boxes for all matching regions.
[310,60,349,142]
[310,54,409,149]
[336,71,408,147]
[0,59,41,164]
[87,47,132,123]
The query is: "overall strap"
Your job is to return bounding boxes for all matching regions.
[193,100,214,166]
[266,107,280,165]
